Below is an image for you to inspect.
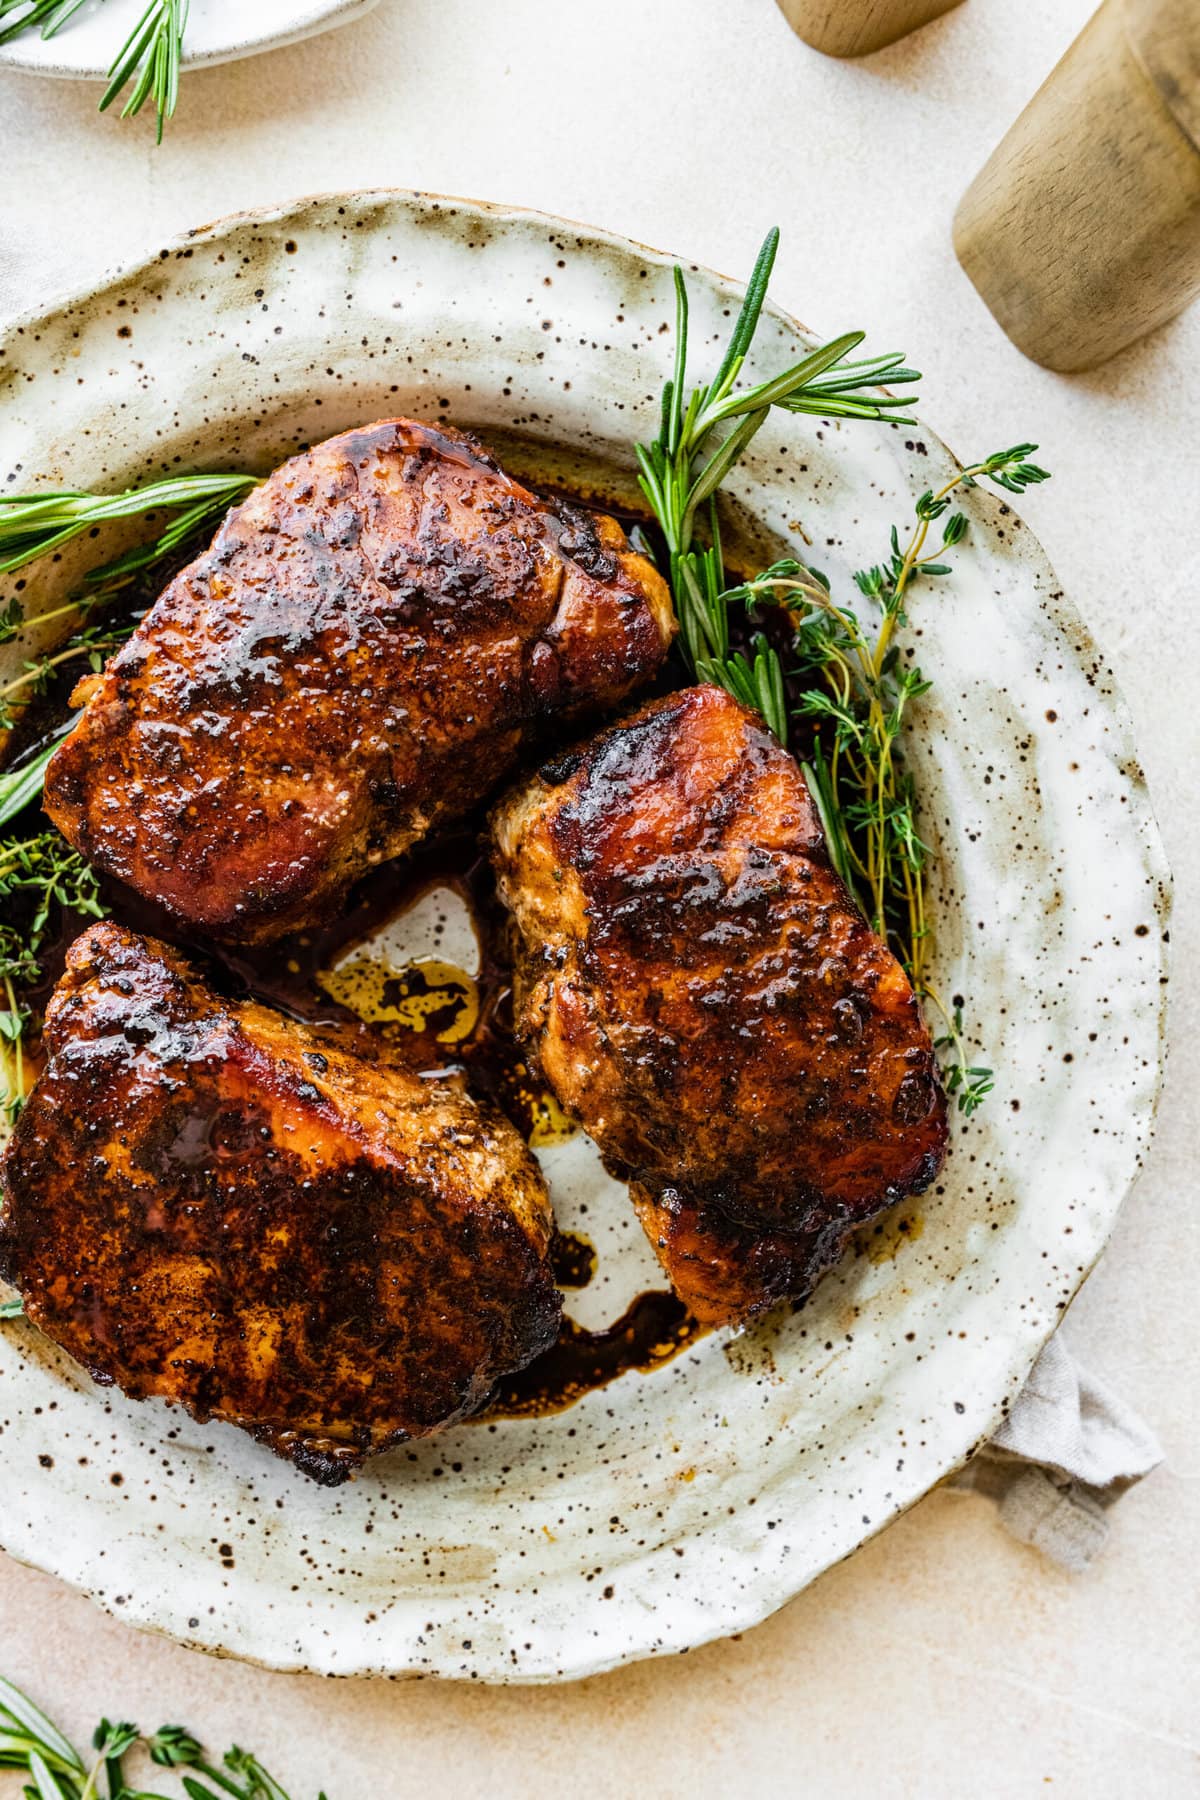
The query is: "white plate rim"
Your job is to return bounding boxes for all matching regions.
[0,189,1173,1681]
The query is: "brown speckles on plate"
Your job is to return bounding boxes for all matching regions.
[0,189,1171,1685]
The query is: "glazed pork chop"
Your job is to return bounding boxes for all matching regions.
[0,924,560,1483]
[491,683,948,1326]
[43,419,674,945]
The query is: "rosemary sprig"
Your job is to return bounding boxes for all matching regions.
[0,0,191,140]
[0,472,260,737]
[0,733,68,831]
[636,233,1049,1116]
[0,474,258,579]
[635,226,919,716]
[0,1675,322,1799]
[99,0,189,144]
[0,0,88,46]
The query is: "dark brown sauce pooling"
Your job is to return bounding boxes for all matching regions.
[549,1228,597,1289]
[485,1289,702,1420]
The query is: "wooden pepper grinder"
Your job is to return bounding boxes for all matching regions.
[775,0,965,57]
[954,0,1200,370]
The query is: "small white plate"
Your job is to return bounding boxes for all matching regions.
[0,0,380,80]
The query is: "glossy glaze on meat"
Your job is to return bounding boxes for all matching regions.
[491,684,948,1326]
[0,924,560,1482]
[43,420,674,945]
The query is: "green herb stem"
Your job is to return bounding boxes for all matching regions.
[0,833,108,1124]
[0,628,131,734]
[0,0,89,47]
[0,1674,316,1797]
[1,471,260,737]
[99,0,189,143]
[0,473,258,578]
[0,732,71,831]
[635,233,1050,1116]
[0,0,192,138]
[634,228,919,721]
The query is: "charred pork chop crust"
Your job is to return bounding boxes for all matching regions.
[44,420,674,944]
[0,923,561,1482]
[491,683,948,1325]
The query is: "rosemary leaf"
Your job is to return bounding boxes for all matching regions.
[0,737,65,830]
[0,1676,309,1797]
[0,472,257,577]
[0,1679,86,1776]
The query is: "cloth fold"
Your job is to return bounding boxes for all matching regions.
[955,1333,1163,1569]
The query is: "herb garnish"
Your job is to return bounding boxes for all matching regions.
[0,1673,322,1799]
[0,831,106,1126]
[0,734,69,833]
[637,230,1050,1113]
[0,241,1050,1120]
[0,0,191,142]
[0,473,257,737]
[635,227,919,700]
[0,474,260,1116]
[0,474,259,579]
[0,620,131,737]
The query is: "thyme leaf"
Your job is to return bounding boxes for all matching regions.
[0,830,108,1125]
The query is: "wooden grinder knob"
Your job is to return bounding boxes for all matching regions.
[775,0,965,57]
[954,0,1200,370]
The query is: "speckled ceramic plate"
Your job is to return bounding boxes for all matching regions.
[0,0,379,80]
[0,191,1170,1682]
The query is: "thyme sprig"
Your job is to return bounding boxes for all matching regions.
[932,1000,996,1117]
[718,445,1048,1114]
[0,0,191,141]
[0,624,131,735]
[0,1674,322,1799]
[0,829,107,1125]
[0,829,105,982]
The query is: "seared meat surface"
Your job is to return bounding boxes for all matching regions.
[491,684,948,1326]
[44,419,673,945]
[0,924,560,1482]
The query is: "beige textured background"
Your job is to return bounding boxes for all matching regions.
[0,1,1197,1793]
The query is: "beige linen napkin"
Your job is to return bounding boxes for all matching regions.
[953,1332,1162,1568]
